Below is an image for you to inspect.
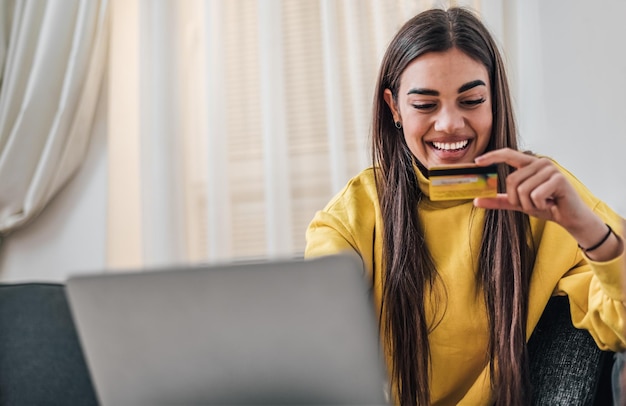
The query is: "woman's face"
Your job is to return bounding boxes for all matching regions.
[384,48,493,168]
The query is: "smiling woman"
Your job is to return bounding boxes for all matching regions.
[305,7,625,405]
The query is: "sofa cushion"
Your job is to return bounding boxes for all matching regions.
[528,295,614,405]
[0,283,97,405]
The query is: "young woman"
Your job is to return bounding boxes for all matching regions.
[305,7,625,405]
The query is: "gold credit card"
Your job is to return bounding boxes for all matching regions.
[428,163,498,201]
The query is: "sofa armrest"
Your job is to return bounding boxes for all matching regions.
[528,295,614,405]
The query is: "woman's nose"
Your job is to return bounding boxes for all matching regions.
[433,107,465,133]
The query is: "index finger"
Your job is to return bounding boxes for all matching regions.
[474,148,535,169]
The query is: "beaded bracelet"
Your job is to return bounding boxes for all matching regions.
[578,224,613,253]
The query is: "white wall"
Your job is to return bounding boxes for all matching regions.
[0,87,108,283]
[509,0,626,216]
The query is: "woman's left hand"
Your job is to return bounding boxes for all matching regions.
[473,148,623,261]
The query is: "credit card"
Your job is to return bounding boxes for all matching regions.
[428,163,498,201]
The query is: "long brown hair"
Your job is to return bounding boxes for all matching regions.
[371,8,535,405]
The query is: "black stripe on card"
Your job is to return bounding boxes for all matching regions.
[428,164,497,177]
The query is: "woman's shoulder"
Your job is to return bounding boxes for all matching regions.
[322,167,379,211]
[348,167,377,189]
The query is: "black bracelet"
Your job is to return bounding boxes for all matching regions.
[578,224,613,253]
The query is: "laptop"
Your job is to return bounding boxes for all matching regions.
[66,254,388,405]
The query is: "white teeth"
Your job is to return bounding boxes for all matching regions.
[432,140,469,151]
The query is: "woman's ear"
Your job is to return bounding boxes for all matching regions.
[383,89,401,124]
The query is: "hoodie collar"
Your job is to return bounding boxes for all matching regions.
[412,158,474,208]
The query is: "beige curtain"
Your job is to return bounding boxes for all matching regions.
[0,0,109,237]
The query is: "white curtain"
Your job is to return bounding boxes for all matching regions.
[107,0,498,269]
[0,0,109,236]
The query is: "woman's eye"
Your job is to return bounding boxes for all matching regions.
[412,103,437,111]
[461,98,486,107]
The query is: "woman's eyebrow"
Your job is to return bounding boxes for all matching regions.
[407,88,438,96]
[458,79,486,93]
[406,79,486,96]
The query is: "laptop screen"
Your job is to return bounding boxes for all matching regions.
[67,254,388,405]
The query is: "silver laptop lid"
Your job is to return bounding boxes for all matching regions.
[66,254,388,405]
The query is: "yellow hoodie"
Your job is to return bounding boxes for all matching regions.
[305,160,625,405]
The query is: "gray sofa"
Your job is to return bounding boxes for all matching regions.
[0,283,617,405]
[528,295,615,405]
[0,283,97,405]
